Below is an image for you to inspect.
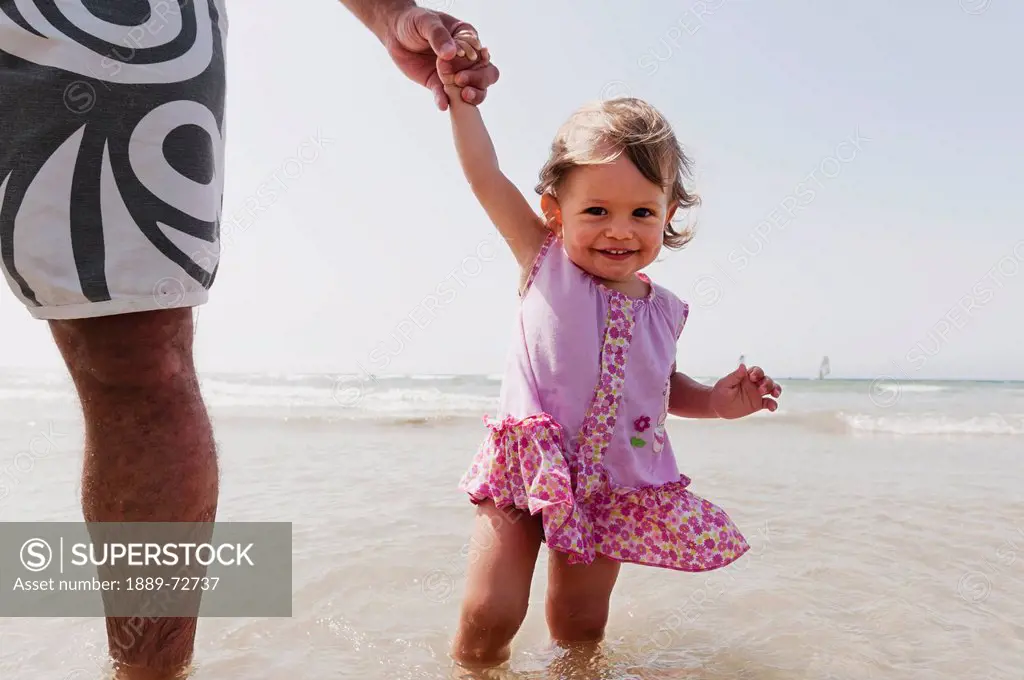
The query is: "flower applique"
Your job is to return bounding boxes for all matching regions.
[630,415,651,448]
[629,376,673,452]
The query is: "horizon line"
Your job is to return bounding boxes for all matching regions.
[0,367,1021,383]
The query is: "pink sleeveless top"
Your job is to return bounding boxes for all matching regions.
[498,233,689,489]
[460,233,749,572]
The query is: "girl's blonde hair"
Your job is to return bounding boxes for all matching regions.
[534,97,699,250]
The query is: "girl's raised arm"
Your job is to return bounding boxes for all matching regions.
[444,80,550,275]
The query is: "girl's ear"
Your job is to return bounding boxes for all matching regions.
[665,200,679,226]
[540,192,562,234]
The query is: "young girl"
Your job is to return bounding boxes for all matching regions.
[440,32,782,669]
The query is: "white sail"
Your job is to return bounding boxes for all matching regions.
[818,355,831,380]
[738,354,746,367]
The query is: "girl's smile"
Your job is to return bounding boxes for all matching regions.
[542,155,677,289]
[595,248,638,261]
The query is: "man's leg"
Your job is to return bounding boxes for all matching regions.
[0,0,229,674]
[48,308,217,679]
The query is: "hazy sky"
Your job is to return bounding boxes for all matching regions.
[2,0,1021,380]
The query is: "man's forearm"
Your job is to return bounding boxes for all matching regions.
[338,0,416,41]
[667,372,718,418]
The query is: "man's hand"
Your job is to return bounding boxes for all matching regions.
[382,8,500,110]
[438,27,487,88]
[709,364,782,419]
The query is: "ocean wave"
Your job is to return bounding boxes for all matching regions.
[724,410,1024,436]
[2,372,1022,434]
[839,412,1024,436]
[0,387,74,403]
[0,378,497,421]
[761,409,1024,436]
[200,381,496,416]
[872,384,949,394]
[333,387,496,416]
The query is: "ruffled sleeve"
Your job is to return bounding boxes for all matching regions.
[651,283,690,340]
[676,297,690,340]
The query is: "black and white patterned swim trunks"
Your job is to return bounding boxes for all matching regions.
[0,0,228,319]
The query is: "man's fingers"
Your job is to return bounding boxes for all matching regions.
[415,11,456,60]
[437,53,479,78]
[455,62,500,92]
[435,56,457,86]
[425,71,449,111]
[443,17,477,38]
[438,16,485,55]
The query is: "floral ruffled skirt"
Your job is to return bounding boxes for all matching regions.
[458,414,750,572]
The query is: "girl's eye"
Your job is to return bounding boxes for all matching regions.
[584,207,607,216]
[634,208,655,218]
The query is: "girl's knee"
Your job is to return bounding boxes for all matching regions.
[453,596,528,665]
[459,596,528,641]
[546,593,611,642]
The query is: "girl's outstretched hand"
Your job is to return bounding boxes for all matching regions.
[438,26,489,88]
[709,364,782,419]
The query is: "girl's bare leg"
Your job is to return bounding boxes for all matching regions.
[450,499,543,670]
[545,552,620,650]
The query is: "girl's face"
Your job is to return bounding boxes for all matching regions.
[542,155,676,293]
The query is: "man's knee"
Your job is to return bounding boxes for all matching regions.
[49,308,197,387]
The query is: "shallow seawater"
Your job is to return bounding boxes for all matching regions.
[0,372,1021,678]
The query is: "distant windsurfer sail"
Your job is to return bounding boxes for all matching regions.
[818,356,831,380]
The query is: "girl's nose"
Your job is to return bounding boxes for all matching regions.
[605,221,634,238]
